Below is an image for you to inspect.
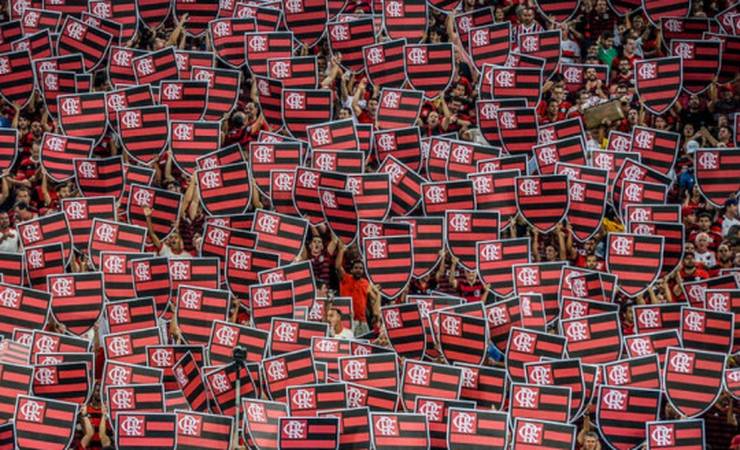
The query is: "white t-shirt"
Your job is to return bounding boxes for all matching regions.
[331,327,354,339]
[0,231,19,253]
[694,250,716,268]
[159,245,192,259]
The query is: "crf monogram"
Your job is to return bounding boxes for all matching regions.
[406,364,430,385]
[291,389,314,409]
[529,366,551,385]
[283,420,305,439]
[425,186,445,204]
[407,47,426,65]
[452,412,474,433]
[515,386,538,408]
[610,236,632,256]
[366,240,387,259]
[382,91,400,108]
[271,61,291,78]
[366,47,384,65]
[669,351,692,373]
[375,416,397,436]
[651,425,674,446]
[20,400,44,422]
[343,360,365,379]
[472,29,489,46]
[684,311,704,332]
[602,389,626,410]
[638,62,656,80]
[518,423,542,443]
[608,365,629,385]
[178,415,200,436]
[495,70,514,87]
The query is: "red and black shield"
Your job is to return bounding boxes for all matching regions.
[455,6,495,48]
[254,75,284,132]
[558,161,609,185]
[0,128,18,175]
[727,368,740,400]
[446,140,500,181]
[225,247,280,298]
[268,317,327,355]
[567,180,607,242]
[277,416,339,449]
[416,397,476,449]
[262,348,317,402]
[451,362,506,410]
[176,410,234,448]
[630,126,680,176]
[0,361,32,422]
[362,235,413,300]
[391,216,443,278]
[422,180,475,215]
[437,312,488,365]
[104,328,163,367]
[670,39,720,95]
[468,22,511,71]
[338,353,398,392]
[105,85,155,132]
[509,383,571,424]
[196,162,251,216]
[533,137,586,175]
[595,386,661,450]
[477,238,530,297]
[369,412,429,449]
[561,312,622,364]
[382,0,427,43]
[251,209,308,264]
[88,219,147,269]
[234,2,283,30]
[376,88,424,130]
[168,258,221,295]
[606,233,664,297]
[328,18,375,73]
[116,105,169,165]
[624,204,681,226]
[104,297,157,334]
[694,148,740,207]
[57,17,111,71]
[630,221,684,277]
[115,412,175,447]
[535,0,580,23]
[506,327,566,382]
[126,184,181,240]
[29,331,91,361]
[39,133,92,183]
[537,117,585,145]
[364,39,406,89]
[642,0,690,26]
[705,32,740,84]
[57,92,107,145]
[633,304,683,335]
[249,281,295,330]
[346,173,392,221]
[38,69,76,118]
[175,286,230,346]
[377,155,424,216]
[611,159,671,211]
[489,66,542,107]
[663,347,726,418]
[14,395,78,450]
[171,351,207,411]
[0,50,34,109]
[400,360,462,410]
[512,262,565,324]
[128,257,169,317]
[282,89,333,140]
[445,210,499,272]
[319,188,358,246]
[403,43,454,99]
[258,260,317,309]
[200,223,257,266]
[174,0,218,36]
[170,121,220,176]
[49,272,104,337]
[495,107,538,156]
[0,283,50,339]
[282,0,327,47]
[525,358,586,420]
[293,167,342,225]
[209,17,256,68]
[191,66,240,120]
[17,212,72,263]
[307,119,358,151]
[159,80,208,121]
[31,362,89,404]
[133,47,179,87]
[634,56,684,114]
[24,243,64,291]
[0,252,23,286]
[208,319,268,365]
[107,46,145,86]
[468,169,519,229]
[515,174,569,233]
[244,31,293,77]
[374,126,422,172]
[267,55,318,89]
[286,383,347,415]
[448,408,508,448]
[511,418,576,449]
[680,307,734,354]
[381,303,426,360]
[645,419,705,450]
[20,8,62,34]
[602,354,661,390]
[517,30,561,79]
[243,399,288,449]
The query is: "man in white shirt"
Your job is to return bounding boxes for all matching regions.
[327,307,354,339]
[0,212,18,253]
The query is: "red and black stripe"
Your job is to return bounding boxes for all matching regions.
[24,243,65,291]
[196,162,251,216]
[57,17,111,71]
[209,17,256,68]
[376,88,424,130]
[606,233,664,297]
[14,395,78,450]
[634,57,682,115]
[104,297,157,334]
[191,66,241,120]
[282,0,328,48]
[382,0,427,43]
[364,39,406,89]
[57,92,108,145]
[88,219,147,270]
[208,319,268,366]
[16,212,72,263]
[328,17,376,73]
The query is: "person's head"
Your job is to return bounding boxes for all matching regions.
[717,243,732,262]
[14,185,30,204]
[623,37,636,54]
[367,98,378,115]
[627,108,639,124]
[551,86,566,102]
[586,254,599,269]
[697,212,712,231]
[494,7,504,21]
[718,126,731,143]
[451,82,467,98]
[245,102,258,120]
[545,244,558,261]
[448,97,463,114]
[338,107,351,120]
[654,115,667,130]
[682,250,696,269]
[30,121,43,138]
[683,123,695,138]
[688,95,701,110]
[350,259,365,279]
[595,0,608,13]
[632,15,645,30]
[583,431,600,450]
[167,232,184,252]
[725,199,738,219]
[230,111,246,129]
[15,202,34,222]
[57,182,73,199]
[464,269,478,285]
[517,6,535,25]
[585,67,598,81]
[427,110,440,127]
[17,115,30,130]
[600,33,614,49]
[309,236,324,256]
[0,212,9,230]
[618,58,631,74]
[695,232,710,251]
[547,99,559,115]
[326,307,343,331]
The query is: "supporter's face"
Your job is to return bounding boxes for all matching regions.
[625,39,635,52]
[586,68,597,80]
[0,213,8,229]
[689,96,700,108]
[169,233,183,251]
[718,245,731,261]
[683,124,695,137]
[16,189,30,204]
[449,100,462,113]
[595,0,607,12]
[368,99,378,114]
[684,242,695,254]
[310,237,324,255]
[585,239,596,252]
[465,270,477,284]
[696,236,709,250]
[428,111,439,126]
[17,208,32,221]
[584,437,599,450]
[698,216,710,230]
[31,122,42,137]
[494,8,504,20]
[633,16,644,28]
[327,309,341,328]
[521,9,534,24]
[153,38,166,50]
[628,109,638,122]
[452,83,465,97]
[245,103,257,118]
[683,252,695,268]
[604,38,613,49]
[338,108,350,120]
[18,117,29,129]
[619,60,630,73]
[548,102,558,114]
[351,261,364,279]
[553,87,565,101]
[586,255,598,269]
[719,127,730,140]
